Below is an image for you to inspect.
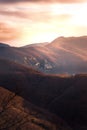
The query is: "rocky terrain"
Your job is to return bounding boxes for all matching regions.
[0,36,87,74]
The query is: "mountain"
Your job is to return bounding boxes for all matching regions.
[0,86,70,130]
[0,42,10,47]
[23,42,49,48]
[0,36,87,74]
[0,58,40,74]
[0,58,87,129]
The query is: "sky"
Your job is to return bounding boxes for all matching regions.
[0,0,87,46]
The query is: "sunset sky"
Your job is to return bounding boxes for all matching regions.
[0,0,87,46]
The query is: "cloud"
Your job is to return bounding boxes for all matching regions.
[0,22,21,41]
[0,10,28,18]
[30,0,86,3]
[0,0,86,3]
[0,0,21,3]
[0,1,87,47]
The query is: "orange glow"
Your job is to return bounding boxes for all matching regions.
[0,2,87,46]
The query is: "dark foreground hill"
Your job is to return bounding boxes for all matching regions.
[0,58,87,130]
[0,36,87,74]
[0,86,70,130]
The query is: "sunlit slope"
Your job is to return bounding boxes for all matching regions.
[0,36,87,74]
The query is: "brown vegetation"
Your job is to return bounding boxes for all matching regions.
[0,58,87,129]
[0,87,71,130]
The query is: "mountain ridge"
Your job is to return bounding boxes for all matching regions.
[0,36,87,74]
[0,58,87,129]
[0,86,71,130]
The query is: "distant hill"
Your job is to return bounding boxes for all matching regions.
[0,58,87,129]
[0,43,10,47]
[0,58,40,74]
[0,36,87,74]
[23,42,49,48]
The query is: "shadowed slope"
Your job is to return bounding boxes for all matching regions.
[0,86,71,130]
[0,58,40,74]
[0,58,87,129]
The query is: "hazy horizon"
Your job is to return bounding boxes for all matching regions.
[0,0,87,46]
[1,35,87,47]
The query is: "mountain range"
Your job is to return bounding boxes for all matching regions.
[0,36,87,130]
[0,58,87,129]
[0,36,87,74]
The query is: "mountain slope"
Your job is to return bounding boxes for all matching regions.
[0,86,70,130]
[0,58,40,74]
[0,36,87,74]
[0,42,10,47]
[0,58,87,129]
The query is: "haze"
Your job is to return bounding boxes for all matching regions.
[0,0,87,46]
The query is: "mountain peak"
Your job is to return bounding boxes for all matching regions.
[0,43,10,47]
[50,36,87,46]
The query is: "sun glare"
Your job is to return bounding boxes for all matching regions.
[0,2,87,46]
[20,32,59,45]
